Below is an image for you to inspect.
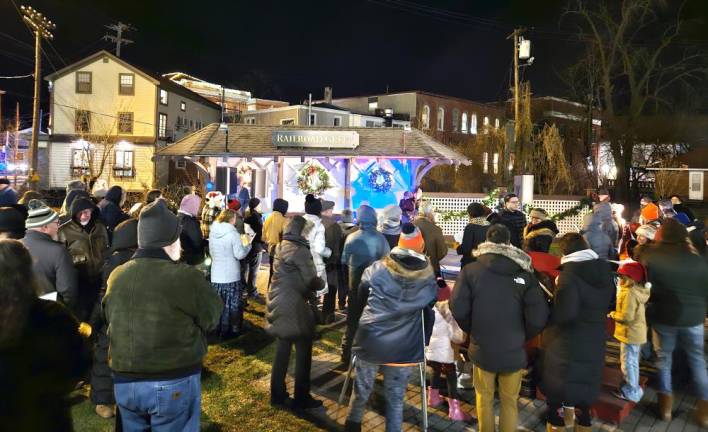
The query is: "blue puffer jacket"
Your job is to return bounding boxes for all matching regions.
[581,212,616,261]
[341,205,390,294]
[353,248,438,364]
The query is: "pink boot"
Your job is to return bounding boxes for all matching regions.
[448,399,472,422]
[427,387,443,408]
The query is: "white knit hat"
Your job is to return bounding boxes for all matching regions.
[25,199,58,229]
[635,224,657,241]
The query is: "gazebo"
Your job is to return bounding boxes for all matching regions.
[156,124,469,213]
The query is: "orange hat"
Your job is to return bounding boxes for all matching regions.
[399,223,425,253]
[641,202,659,222]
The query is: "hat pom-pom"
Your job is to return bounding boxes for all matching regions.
[305,194,316,202]
[27,199,44,210]
[645,282,652,289]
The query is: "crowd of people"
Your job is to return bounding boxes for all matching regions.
[0,178,707,432]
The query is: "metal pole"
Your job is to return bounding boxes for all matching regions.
[419,309,428,431]
[14,103,19,187]
[338,355,356,405]
[308,93,312,125]
[29,28,41,189]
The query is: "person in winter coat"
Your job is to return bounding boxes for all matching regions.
[340,205,390,366]
[263,198,289,285]
[345,225,438,432]
[425,284,471,422]
[104,200,223,431]
[639,219,708,426]
[0,177,18,206]
[321,200,344,323]
[609,262,651,403]
[58,198,109,321]
[59,180,86,215]
[399,190,416,223]
[581,212,617,261]
[414,201,448,276]
[243,198,266,299]
[98,185,130,239]
[541,233,615,432]
[593,190,619,246]
[380,204,403,249]
[209,209,252,338]
[450,224,549,432]
[523,228,560,294]
[266,216,325,411]
[0,239,90,432]
[336,208,358,310]
[128,188,161,217]
[523,208,559,240]
[90,218,137,419]
[177,194,205,265]
[201,191,226,239]
[339,208,359,238]
[670,194,696,222]
[59,189,91,224]
[639,196,660,225]
[20,200,78,312]
[456,202,490,267]
[303,194,331,296]
[488,193,527,248]
[0,206,26,239]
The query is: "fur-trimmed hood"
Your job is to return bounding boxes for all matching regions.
[382,247,434,281]
[473,241,533,272]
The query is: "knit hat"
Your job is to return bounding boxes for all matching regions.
[227,198,241,211]
[25,199,58,228]
[272,198,289,215]
[249,197,261,210]
[655,218,688,244]
[618,261,647,285]
[635,224,657,241]
[321,199,335,212]
[529,208,549,221]
[179,194,201,217]
[105,185,124,206]
[305,194,322,215]
[641,202,660,222]
[70,197,96,218]
[111,218,138,252]
[138,199,181,249]
[66,180,86,193]
[437,284,451,302]
[399,223,425,253]
[0,207,26,237]
[382,204,402,225]
[357,205,377,227]
[341,208,354,223]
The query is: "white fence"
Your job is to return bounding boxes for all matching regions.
[422,193,591,237]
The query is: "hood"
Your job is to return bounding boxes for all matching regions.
[357,205,377,228]
[560,255,613,292]
[285,215,308,236]
[209,221,237,239]
[64,189,89,212]
[620,279,651,303]
[111,218,138,251]
[592,201,612,220]
[70,197,96,218]
[179,194,201,217]
[272,198,289,215]
[474,241,533,272]
[105,185,123,206]
[381,222,402,235]
[383,247,434,281]
[561,248,599,264]
[526,219,559,236]
[582,212,603,231]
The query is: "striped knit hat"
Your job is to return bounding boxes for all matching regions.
[398,222,425,253]
[25,199,58,229]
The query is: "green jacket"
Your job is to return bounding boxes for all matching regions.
[58,219,109,280]
[104,249,223,377]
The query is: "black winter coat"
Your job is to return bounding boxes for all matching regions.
[266,234,325,340]
[491,209,527,248]
[98,199,129,238]
[540,257,614,406]
[244,209,265,255]
[456,222,490,267]
[450,242,549,373]
[178,213,205,265]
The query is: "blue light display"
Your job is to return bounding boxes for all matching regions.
[351,160,413,209]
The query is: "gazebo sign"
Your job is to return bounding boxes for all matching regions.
[272,130,359,149]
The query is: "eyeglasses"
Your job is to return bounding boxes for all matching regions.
[508,200,520,204]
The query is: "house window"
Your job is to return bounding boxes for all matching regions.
[75,110,91,133]
[158,113,167,138]
[333,116,342,127]
[470,114,478,134]
[190,119,194,130]
[483,116,490,134]
[437,107,445,131]
[180,101,186,111]
[245,117,256,125]
[71,148,90,177]
[176,159,187,169]
[114,149,134,178]
[365,120,376,127]
[452,109,460,132]
[461,112,468,134]
[118,112,133,134]
[422,105,430,129]
[76,71,92,94]
[495,118,500,129]
[482,152,488,174]
[368,96,378,111]
[159,89,168,105]
[177,116,183,129]
[280,118,295,125]
[493,153,499,174]
[309,113,316,126]
[119,73,134,95]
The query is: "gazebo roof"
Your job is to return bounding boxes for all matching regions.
[156,124,469,164]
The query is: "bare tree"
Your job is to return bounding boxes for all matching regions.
[531,124,576,195]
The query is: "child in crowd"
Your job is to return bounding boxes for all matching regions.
[609,262,651,402]
[425,284,471,421]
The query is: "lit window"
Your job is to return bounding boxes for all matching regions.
[114,150,134,178]
[76,71,92,94]
[483,116,490,134]
[437,107,445,131]
[158,113,167,138]
[119,73,134,95]
[495,118,500,129]
[470,114,478,134]
[71,148,90,177]
[493,153,499,174]
[280,119,295,125]
[75,110,91,133]
[368,96,378,111]
[118,112,133,134]
[180,101,186,111]
[245,117,256,125]
[461,112,468,134]
[422,105,430,129]
[309,113,316,125]
[452,109,460,132]
[333,116,342,126]
[482,152,488,174]
[159,89,168,105]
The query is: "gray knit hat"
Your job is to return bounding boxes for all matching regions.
[138,199,181,249]
[25,199,58,229]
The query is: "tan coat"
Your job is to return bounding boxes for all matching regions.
[610,280,651,345]
[263,211,288,254]
[414,216,448,274]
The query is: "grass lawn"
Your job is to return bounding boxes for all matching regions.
[70,277,342,432]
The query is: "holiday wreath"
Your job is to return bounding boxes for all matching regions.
[296,162,332,196]
[368,168,393,193]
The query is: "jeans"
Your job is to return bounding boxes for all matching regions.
[322,265,341,316]
[241,252,262,295]
[114,372,201,432]
[346,358,412,432]
[271,337,313,403]
[473,366,524,432]
[652,323,708,400]
[619,343,643,402]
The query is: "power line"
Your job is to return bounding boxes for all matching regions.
[0,73,33,79]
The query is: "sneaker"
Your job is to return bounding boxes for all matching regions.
[292,396,323,411]
[95,404,115,419]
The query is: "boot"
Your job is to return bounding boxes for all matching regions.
[447,399,472,422]
[563,406,575,426]
[427,387,443,408]
[95,404,115,419]
[657,392,673,421]
[575,425,593,432]
[344,420,362,432]
[545,423,564,432]
[695,399,708,428]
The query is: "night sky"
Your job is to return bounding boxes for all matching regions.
[2,0,708,128]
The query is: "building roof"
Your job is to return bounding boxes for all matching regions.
[676,146,708,169]
[156,124,469,164]
[332,90,504,111]
[156,76,221,111]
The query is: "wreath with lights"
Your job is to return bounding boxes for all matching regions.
[368,168,393,193]
[297,162,332,196]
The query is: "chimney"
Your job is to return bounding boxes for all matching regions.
[324,86,332,104]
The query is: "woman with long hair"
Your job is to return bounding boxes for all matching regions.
[0,239,90,431]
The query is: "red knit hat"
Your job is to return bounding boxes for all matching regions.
[618,261,646,284]
[227,198,241,211]
[398,223,425,253]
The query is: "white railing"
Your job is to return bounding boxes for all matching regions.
[422,192,591,237]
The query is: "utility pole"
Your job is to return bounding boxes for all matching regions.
[104,22,134,57]
[0,90,5,132]
[15,103,20,187]
[507,27,526,174]
[21,5,55,190]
